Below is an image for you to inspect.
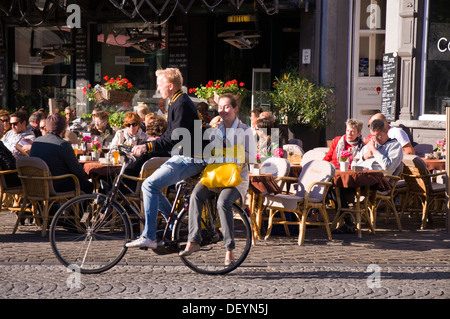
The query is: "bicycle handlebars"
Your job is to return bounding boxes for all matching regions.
[112,144,137,163]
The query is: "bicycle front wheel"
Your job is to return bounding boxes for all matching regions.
[49,194,132,274]
[173,203,252,275]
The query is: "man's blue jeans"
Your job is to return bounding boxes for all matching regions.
[140,155,204,241]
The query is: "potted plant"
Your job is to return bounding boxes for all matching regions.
[108,111,126,130]
[83,76,138,106]
[269,71,335,130]
[189,79,247,106]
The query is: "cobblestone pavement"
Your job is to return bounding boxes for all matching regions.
[1,209,450,301]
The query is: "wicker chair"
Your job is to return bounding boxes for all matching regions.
[256,157,293,237]
[121,157,170,216]
[263,160,335,245]
[13,157,81,236]
[259,157,291,192]
[0,169,22,210]
[300,149,327,166]
[368,163,404,231]
[400,155,446,229]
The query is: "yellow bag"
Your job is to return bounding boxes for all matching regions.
[199,163,243,188]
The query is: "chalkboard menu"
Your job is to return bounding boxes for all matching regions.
[0,24,5,108]
[75,28,88,113]
[75,28,88,79]
[381,53,398,121]
[168,24,188,81]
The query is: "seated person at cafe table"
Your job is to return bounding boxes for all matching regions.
[334,119,403,234]
[120,113,170,192]
[366,113,415,155]
[323,118,365,227]
[323,118,365,168]
[30,113,93,194]
[110,112,148,149]
[89,111,115,145]
[354,118,403,175]
[2,111,36,158]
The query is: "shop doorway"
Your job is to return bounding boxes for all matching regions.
[351,0,386,138]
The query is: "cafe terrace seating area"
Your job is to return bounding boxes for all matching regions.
[4,142,449,245]
[246,148,448,246]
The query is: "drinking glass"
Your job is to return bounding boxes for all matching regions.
[113,150,120,164]
[72,144,78,157]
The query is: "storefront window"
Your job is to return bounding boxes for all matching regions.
[13,26,74,111]
[423,0,450,115]
[357,0,385,78]
[93,23,167,111]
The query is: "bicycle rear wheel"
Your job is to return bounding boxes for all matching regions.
[173,203,251,275]
[49,194,132,274]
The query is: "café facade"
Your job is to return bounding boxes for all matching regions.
[0,0,448,147]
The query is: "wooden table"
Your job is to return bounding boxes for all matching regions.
[248,173,282,241]
[83,161,122,176]
[422,158,445,171]
[81,161,122,190]
[331,170,391,238]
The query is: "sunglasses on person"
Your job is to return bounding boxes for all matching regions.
[10,121,22,126]
[124,122,138,128]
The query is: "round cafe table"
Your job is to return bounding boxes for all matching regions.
[248,173,282,241]
[83,161,122,177]
[82,161,122,190]
[422,158,445,171]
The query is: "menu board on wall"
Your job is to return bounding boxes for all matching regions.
[75,28,88,79]
[381,53,398,121]
[168,24,188,82]
[0,23,5,107]
[74,28,88,113]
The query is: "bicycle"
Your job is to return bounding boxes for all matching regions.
[49,145,252,275]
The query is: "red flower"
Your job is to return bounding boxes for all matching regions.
[127,83,133,89]
[82,87,87,94]
[103,76,109,81]
[239,82,245,87]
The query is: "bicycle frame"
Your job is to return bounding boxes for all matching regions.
[99,150,190,244]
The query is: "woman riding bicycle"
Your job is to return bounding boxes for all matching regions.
[179,94,256,266]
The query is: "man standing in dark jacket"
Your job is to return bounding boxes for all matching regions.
[126,68,205,249]
[30,113,93,194]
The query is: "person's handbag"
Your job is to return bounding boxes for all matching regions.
[199,162,243,188]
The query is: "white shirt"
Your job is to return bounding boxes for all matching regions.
[1,129,35,157]
[388,127,410,147]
